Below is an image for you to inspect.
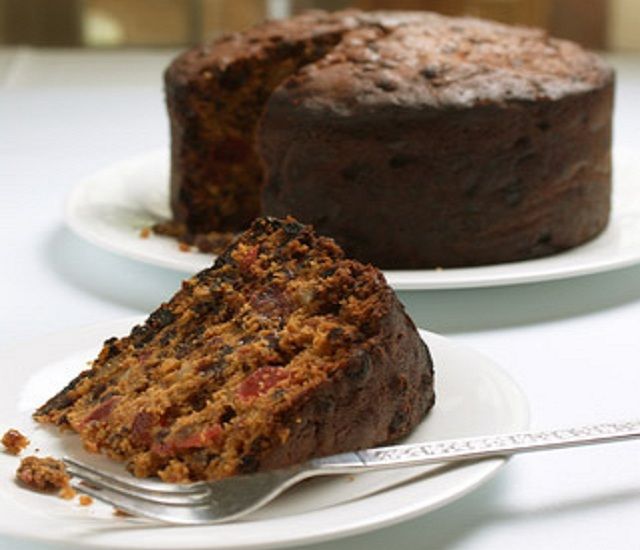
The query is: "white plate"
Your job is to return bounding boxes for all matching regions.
[66,149,640,290]
[0,318,528,549]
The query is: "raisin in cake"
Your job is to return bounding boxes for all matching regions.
[165,10,613,268]
[35,217,434,482]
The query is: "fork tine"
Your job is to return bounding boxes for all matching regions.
[63,457,207,494]
[71,481,217,525]
[64,458,211,505]
[67,466,212,506]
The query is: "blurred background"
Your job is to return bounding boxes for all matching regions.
[0,0,638,51]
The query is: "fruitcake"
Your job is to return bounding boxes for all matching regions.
[35,217,434,482]
[165,10,613,268]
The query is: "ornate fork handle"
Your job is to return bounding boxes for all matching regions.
[311,420,640,472]
[63,419,640,525]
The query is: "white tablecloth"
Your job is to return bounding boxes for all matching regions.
[2,47,640,550]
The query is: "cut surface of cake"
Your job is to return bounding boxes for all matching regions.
[165,11,358,236]
[165,9,613,268]
[35,217,434,483]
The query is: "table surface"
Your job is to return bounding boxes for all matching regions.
[1,47,640,550]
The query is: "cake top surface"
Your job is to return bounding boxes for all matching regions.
[166,10,360,80]
[168,8,612,113]
[275,10,613,113]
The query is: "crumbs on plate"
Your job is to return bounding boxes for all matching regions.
[6,430,95,508]
[79,494,94,506]
[16,455,71,496]
[2,428,30,455]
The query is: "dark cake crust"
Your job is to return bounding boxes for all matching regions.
[259,12,614,268]
[259,301,433,470]
[261,87,613,268]
[35,217,434,482]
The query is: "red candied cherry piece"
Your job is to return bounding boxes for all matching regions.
[239,245,259,271]
[238,367,288,401]
[81,396,121,426]
[153,424,223,456]
[174,425,223,450]
[131,411,157,446]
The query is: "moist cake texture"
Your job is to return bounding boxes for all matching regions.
[35,217,434,483]
[166,9,614,268]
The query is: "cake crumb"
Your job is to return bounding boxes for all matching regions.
[59,486,77,500]
[139,227,151,239]
[16,456,71,494]
[2,429,30,455]
[114,508,132,517]
[79,494,93,506]
[178,242,191,252]
[152,220,236,254]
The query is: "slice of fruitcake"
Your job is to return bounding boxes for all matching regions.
[35,217,434,482]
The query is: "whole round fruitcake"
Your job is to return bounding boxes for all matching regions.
[165,10,613,268]
[35,217,434,482]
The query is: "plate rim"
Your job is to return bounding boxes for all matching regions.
[65,148,640,290]
[0,317,529,550]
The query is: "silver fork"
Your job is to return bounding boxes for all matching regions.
[64,419,640,524]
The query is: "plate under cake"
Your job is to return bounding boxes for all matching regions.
[34,217,434,482]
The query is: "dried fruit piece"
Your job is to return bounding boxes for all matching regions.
[237,367,289,401]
